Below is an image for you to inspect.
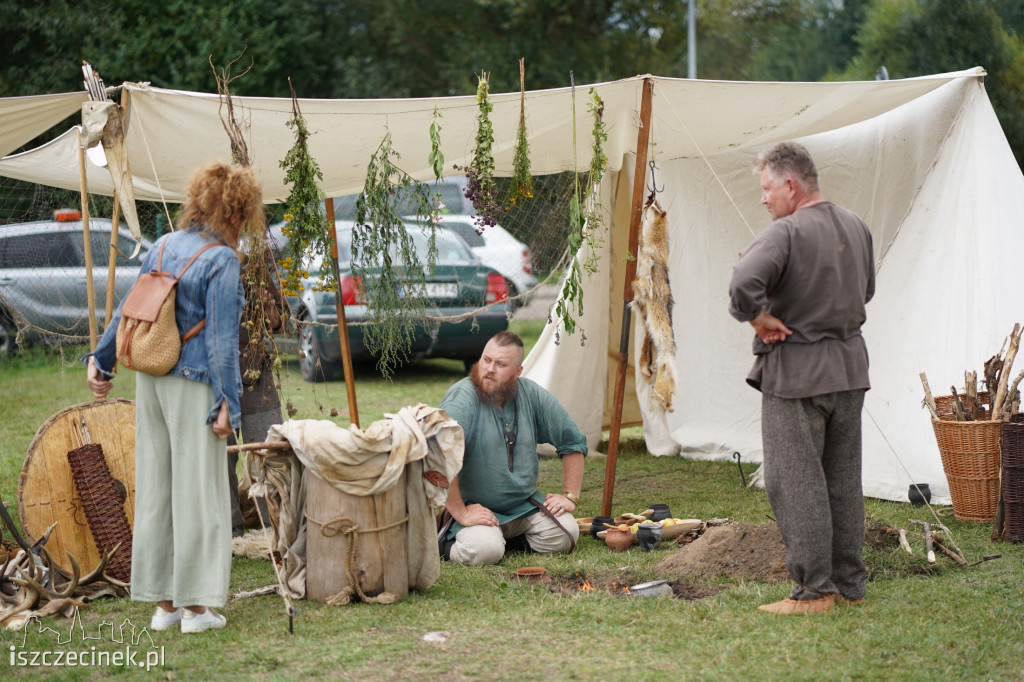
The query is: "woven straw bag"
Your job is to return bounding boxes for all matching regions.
[116,240,224,375]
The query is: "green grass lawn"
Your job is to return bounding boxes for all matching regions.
[1,323,1022,680]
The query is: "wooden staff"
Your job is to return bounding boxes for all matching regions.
[77,128,98,351]
[325,197,359,428]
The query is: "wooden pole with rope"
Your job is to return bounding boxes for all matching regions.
[600,77,654,516]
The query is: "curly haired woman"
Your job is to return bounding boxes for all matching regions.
[85,160,264,633]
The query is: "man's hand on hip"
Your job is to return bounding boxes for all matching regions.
[751,310,793,344]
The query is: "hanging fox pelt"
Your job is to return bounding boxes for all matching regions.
[630,193,676,413]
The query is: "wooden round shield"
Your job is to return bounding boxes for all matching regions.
[18,398,135,577]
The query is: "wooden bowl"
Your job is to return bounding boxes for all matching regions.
[513,566,548,583]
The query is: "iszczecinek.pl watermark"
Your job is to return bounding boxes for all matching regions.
[8,607,165,673]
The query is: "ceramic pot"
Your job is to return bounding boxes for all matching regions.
[908,483,931,506]
[636,522,664,551]
[649,504,672,522]
[604,528,633,552]
[590,516,615,539]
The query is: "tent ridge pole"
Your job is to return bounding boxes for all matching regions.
[600,77,654,517]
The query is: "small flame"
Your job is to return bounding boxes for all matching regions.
[580,579,595,592]
[623,585,631,595]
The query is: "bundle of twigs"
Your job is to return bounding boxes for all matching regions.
[921,322,1023,422]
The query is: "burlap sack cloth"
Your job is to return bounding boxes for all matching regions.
[246,404,463,599]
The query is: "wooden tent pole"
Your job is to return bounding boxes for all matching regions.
[77,128,98,351]
[103,100,130,330]
[103,191,121,330]
[600,77,654,517]
[325,197,360,427]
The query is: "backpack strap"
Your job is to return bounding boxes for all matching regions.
[175,241,225,278]
[166,240,229,343]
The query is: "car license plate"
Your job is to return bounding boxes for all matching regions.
[424,282,458,299]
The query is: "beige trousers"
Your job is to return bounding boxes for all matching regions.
[130,373,231,607]
[450,510,579,566]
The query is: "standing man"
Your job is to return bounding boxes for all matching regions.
[439,331,587,565]
[729,142,875,615]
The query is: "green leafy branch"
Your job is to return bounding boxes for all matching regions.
[352,132,440,378]
[553,84,609,345]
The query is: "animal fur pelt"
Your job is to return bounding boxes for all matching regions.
[630,193,677,412]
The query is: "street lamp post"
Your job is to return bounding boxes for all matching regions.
[688,0,697,79]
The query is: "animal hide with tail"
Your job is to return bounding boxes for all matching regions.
[630,193,676,412]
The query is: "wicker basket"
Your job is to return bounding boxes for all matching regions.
[931,412,1002,523]
[1001,414,1024,541]
[67,443,133,582]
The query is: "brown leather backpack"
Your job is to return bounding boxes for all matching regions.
[115,240,224,375]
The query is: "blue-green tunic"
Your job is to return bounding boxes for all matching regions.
[440,377,588,538]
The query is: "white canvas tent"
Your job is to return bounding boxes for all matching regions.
[2,67,1020,503]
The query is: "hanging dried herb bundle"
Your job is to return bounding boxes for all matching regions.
[278,93,329,297]
[213,56,285,388]
[581,88,609,272]
[553,83,609,344]
[353,132,440,377]
[429,105,445,181]
[456,71,501,231]
[506,58,533,208]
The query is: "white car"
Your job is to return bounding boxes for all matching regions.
[427,215,537,309]
[330,177,539,307]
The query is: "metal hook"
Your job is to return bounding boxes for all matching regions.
[733,452,747,487]
[646,160,664,194]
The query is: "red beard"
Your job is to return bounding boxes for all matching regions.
[469,361,518,407]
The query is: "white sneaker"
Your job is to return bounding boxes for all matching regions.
[181,607,227,634]
[150,605,181,631]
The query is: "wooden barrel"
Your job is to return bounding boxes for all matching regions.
[18,399,136,577]
[304,469,408,604]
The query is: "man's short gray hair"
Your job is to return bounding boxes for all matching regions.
[755,142,819,193]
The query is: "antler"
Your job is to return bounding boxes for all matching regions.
[77,543,130,589]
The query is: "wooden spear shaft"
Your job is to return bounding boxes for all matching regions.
[77,129,98,351]
[601,77,653,517]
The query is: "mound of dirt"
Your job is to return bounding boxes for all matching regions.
[656,522,789,582]
[655,519,899,583]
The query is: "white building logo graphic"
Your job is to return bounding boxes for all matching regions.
[8,607,165,672]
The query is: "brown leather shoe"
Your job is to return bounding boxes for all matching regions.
[757,595,836,614]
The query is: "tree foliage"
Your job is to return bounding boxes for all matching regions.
[0,0,1022,167]
[844,0,1024,168]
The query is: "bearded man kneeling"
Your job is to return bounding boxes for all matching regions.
[439,331,587,565]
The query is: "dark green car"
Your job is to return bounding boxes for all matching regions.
[286,221,509,381]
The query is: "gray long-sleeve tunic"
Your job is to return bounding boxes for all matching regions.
[729,201,875,399]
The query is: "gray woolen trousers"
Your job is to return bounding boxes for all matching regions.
[761,389,867,601]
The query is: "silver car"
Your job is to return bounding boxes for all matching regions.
[0,213,151,356]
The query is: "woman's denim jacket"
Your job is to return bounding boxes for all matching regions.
[86,227,245,428]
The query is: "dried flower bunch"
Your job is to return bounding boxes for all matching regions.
[456,71,502,232]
